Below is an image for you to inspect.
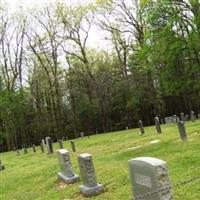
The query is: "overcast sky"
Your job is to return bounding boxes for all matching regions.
[2,0,110,50]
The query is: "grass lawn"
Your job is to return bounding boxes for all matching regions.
[0,121,200,200]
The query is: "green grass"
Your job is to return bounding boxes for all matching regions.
[0,121,200,200]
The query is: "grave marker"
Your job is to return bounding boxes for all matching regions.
[70,140,76,152]
[177,121,187,141]
[128,157,173,200]
[138,120,145,135]
[57,149,79,184]
[180,112,185,122]
[80,132,85,138]
[45,137,53,154]
[155,117,162,134]
[190,111,195,122]
[78,153,104,197]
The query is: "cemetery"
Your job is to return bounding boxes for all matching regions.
[0,0,200,199]
[0,119,200,199]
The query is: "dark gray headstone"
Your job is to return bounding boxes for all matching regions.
[177,121,187,141]
[190,111,195,122]
[58,139,64,149]
[40,143,44,153]
[138,120,145,135]
[70,140,76,152]
[45,137,53,154]
[128,157,173,200]
[57,149,79,184]
[155,117,162,134]
[0,160,5,171]
[165,116,173,124]
[78,153,104,197]
[32,145,36,153]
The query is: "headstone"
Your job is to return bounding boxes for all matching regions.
[16,150,20,155]
[155,117,162,134]
[58,139,64,149]
[0,160,5,171]
[177,121,187,141]
[138,120,145,135]
[180,112,185,122]
[32,145,36,153]
[70,140,76,152]
[172,115,178,123]
[78,153,104,197]
[128,157,173,200]
[164,116,173,124]
[45,137,53,154]
[190,111,195,122]
[57,149,79,184]
[126,126,129,130]
[40,143,44,153]
[80,132,85,138]
[42,139,45,146]
[198,114,200,119]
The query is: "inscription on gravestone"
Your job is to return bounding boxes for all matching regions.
[138,120,145,135]
[129,157,173,200]
[78,153,104,197]
[155,117,162,134]
[46,137,53,154]
[57,149,79,184]
[177,121,187,141]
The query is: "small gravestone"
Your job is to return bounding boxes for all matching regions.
[70,140,76,152]
[46,137,53,154]
[129,157,173,200]
[57,149,79,184]
[78,153,104,197]
[190,111,195,122]
[32,145,36,153]
[180,112,185,122]
[40,143,44,153]
[126,126,129,130]
[172,115,179,123]
[80,132,85,138]
[16,150,20,155]
[42,139,45,146]
[58,139,64,149]
[0,160,5,171]
[155,117,162,134]
[177,121,187,141]
[138,120,145,135]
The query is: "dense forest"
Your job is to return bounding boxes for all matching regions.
[0,0,200,151]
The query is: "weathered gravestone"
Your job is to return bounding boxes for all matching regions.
[80,132,85,138]
[16,150,20,155]
[70,140,76,152]
[155,117,162,134]
[128,157,173,200]
[57,149,79,184]
[23,146,28,154]
[32,145,36,153]
[58,139,64,149]
[177,121,187,141]
[45,137,53,154]
[138,120,145,135]
[78,153,104,197]
[180,112,185,122]
[0,160,5,171]
[42,139,45,146]
[40,143,44,153]
[190,111,195,122]
[165,116,173,124]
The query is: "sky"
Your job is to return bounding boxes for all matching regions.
[2,0,111,50]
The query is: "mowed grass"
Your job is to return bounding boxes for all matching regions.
[0,121,200,200]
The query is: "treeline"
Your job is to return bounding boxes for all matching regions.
[0,0,200,151]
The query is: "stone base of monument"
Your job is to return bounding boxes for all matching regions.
[58,172,79,184]
[80,184,104,197]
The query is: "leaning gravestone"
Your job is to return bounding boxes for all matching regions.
[46,137,53,154]
[0,160,5,171]
[78,153,104,197]
[58,139,64,149]
[177,121,187,141]
[57,149,79,184]
[128,157,173,200]
[155,117,162,134]
[70,140,76,152]
[138,120,145,135]
[190,111,195,122]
